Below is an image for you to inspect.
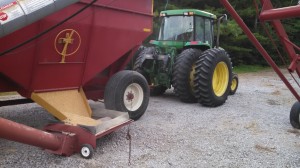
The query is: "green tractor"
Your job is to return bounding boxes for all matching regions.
[133,9,238,107]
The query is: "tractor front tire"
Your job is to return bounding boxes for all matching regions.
[173,48,202,103]
[104,70,149,120]
[290,101,300,129]
[133,46,157,76]
[230,73,239,95]
[133,47,167,96]
[194,48,232,107]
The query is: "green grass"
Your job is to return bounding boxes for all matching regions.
[233,65,271,74]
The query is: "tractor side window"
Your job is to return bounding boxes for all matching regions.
[195,16,205,42]
[158,16,194,41]
[204,19,213,46]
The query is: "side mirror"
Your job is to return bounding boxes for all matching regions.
[218,14,228,25]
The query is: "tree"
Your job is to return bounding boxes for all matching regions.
[150,0,300,66]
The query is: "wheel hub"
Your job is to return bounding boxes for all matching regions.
[126,91,134,101]
[123,83,144,111]
[81,147,90,157]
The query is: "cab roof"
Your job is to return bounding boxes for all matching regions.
[160,9,217,19]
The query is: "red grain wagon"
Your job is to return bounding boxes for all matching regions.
[0,0,153,158]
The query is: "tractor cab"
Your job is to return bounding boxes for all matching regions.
[151,9,217,50]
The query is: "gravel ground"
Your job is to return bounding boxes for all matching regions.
[1,69,300,168]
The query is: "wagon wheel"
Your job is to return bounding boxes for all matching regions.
[172,48,202,103]
[290,101,300,129]
[194,48,232,107]
[80,144,94,159]
[104,70,149,120]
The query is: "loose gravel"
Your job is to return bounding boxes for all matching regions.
[1,69,300,168]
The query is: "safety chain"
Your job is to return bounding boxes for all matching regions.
[126,47,136,166]
[126,124,132,166]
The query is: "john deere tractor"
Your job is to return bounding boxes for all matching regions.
[133,9,238,107]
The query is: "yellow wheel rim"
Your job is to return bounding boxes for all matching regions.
[231,78,237,91]
[212,62,229,97]
[189,64,196,91]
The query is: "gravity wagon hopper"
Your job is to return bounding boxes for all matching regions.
[220,0,300,128]
[0,0,153,158]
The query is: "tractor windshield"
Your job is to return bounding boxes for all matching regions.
[158,16,194,41]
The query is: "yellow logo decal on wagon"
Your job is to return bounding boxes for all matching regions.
[54,29,81,63]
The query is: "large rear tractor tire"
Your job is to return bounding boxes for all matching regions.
[104,70,149,120]
[194,48,232,107]
[172,48,202,103]
[230,73,239,95]
[290,101,300,129]
[133,47,167,96]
